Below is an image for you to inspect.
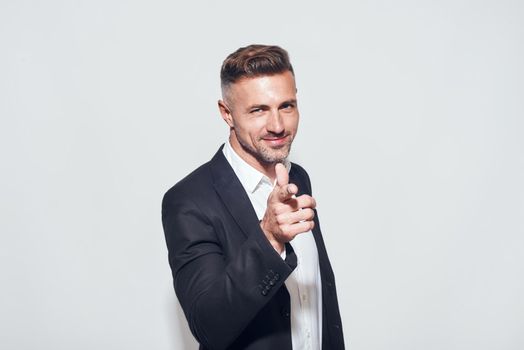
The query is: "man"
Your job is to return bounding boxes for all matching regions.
[162,45,344,350]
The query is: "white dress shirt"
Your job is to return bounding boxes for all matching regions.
[223,141,323,350]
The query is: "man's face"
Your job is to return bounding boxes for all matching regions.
[219,71,299,169]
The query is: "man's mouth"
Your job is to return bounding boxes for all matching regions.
[261,135,289,147]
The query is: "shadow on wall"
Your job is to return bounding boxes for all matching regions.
[167,295,199,349]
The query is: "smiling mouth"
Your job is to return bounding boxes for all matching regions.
[262,135,289,147]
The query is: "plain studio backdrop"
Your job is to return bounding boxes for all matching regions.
[1,0,523,349]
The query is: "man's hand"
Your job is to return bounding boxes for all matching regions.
[260,163,316,253]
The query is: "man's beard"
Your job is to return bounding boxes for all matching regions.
[236,132,294,165]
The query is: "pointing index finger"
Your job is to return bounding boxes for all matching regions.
[277,183,298,202]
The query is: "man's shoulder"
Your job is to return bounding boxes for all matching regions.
[162,146,231,208]
[162,160,215,206]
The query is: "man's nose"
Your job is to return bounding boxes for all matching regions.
[266,110,284,134]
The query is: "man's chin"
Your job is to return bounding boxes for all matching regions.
[256,148,291,164]
[237,139,292,165]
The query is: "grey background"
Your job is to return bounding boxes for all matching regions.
[1,0,523,349]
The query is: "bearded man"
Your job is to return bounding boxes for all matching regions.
[162,44,345,350]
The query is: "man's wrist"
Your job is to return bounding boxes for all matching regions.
[259,221,285,254]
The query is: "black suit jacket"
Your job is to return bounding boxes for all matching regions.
[162,146,344,350]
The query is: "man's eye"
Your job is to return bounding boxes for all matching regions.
[250,108,263,114]
[281,104,295,110]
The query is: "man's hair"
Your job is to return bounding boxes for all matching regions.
[220,44,294,92]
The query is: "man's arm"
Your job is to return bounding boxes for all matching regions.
[162,192,296,350]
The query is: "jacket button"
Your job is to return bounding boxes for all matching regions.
[261,289,268,296]
[274,273,280,281]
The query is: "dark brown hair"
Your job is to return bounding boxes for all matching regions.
[220,44,294,90]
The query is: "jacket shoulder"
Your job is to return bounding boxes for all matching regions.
[162,161,215,210]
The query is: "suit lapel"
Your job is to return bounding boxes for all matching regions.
[288,166,326,255]
[289,165,334,278]
[210,146,260,239]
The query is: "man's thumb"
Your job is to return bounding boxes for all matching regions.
[274,163,297,201]
[275,163,289,187]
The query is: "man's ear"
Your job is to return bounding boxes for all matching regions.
[218,100,234,128]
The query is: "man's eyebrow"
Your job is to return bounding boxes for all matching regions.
[245,99,298,111]
[280,99,297,106]
[245,104,269,111]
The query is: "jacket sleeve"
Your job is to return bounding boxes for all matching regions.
[162,191,297,350]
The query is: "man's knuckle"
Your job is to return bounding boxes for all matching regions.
[276,214,288,225]
[304,208,314,219]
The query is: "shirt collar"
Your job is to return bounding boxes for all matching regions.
[222,140,291,194]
